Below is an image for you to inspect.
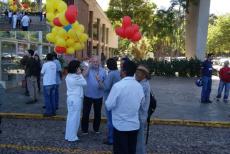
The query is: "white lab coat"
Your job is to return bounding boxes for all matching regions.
[65,74,87,141]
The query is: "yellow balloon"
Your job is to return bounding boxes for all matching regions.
[52,26,62,34]
[76,25,85,33]
[53,2,59,11]
[79,33,88,43]
[66,39,75,47]
[59,13,69,26]
[72,21,80,30]
[57,1,67,12]
[46,2,54,13]
[47,13,55,21]
[67,29,78,40]
[74,43,83,51]
[72,22,85,33]
[56,38,66,47]
[46,33,56,43]
[58,28,67,38]
[66,47,75,54]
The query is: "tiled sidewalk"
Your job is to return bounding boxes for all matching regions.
[1,76,230,122]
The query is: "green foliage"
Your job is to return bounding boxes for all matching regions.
[150,5,186,57]
[207,14,230,54]
[136,58,202,77]
[106,0,156,34]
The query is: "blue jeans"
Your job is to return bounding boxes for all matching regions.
[201,76,212,102]
[217,80,230,100]
[54,84,59,109]
[136,121,146,154]
[105,108,113,143]
[43,85,56,115]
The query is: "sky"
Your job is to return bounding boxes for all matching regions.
[96,0,230,15]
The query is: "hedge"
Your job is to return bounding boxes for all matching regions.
[136,58,206,77]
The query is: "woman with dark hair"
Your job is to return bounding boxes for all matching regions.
[102,58,121,145]
[65,60,87,142]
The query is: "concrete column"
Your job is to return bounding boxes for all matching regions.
[185,0,210,60]
[37,31,43,57]
[97,18,101,56]
[88,11,93,57]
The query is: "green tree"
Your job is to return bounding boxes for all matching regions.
[150,8,185,58]
[106,0,156,35]
[207,14,230,54]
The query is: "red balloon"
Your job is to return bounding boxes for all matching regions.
[22,3,29,9]
[125,26,135,39]
[53,17,63,27]
[122,16,132,28]
[55,46,66,54]
[131,32,142,42]
[132,24,139,33]
[65,5,78,24]
[115,27,126,38]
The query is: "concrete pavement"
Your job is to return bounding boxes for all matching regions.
[1,76,230,123]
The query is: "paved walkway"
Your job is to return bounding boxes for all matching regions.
[1,118,230,154]
[1,76,230,122]
[0,15,48,31]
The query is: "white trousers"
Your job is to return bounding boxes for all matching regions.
[65,96,82,141]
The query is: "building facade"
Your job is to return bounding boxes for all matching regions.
[0,0,118,88]
[68,0,118,59]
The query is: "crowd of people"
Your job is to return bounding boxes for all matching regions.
[21,49,152,154]
[4,10,32,31]
[19,49,230,154]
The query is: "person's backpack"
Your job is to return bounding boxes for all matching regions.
[147,91,157,123]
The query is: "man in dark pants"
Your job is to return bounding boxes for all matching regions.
[201,54,213,103]
[81,56,106,134]
[20,54,30,96]
[105,60,145,154]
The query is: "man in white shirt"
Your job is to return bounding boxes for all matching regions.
[41,53,57,117]
[21,12,30,31]
[105,60,145,154]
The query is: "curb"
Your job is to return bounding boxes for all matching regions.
[1,112,230,128]
[0,144,112,154]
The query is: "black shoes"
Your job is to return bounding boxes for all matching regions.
[201,100,212,104]
[103,139,113,145]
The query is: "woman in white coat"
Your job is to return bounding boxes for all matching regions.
[65,60,87,142]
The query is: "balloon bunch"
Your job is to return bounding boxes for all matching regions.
[115,16,142,43]
[8,0,17,12]
[46,0,88,55]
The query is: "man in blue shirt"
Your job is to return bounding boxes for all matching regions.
[81,56,106,134]
[201,54,213,103]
